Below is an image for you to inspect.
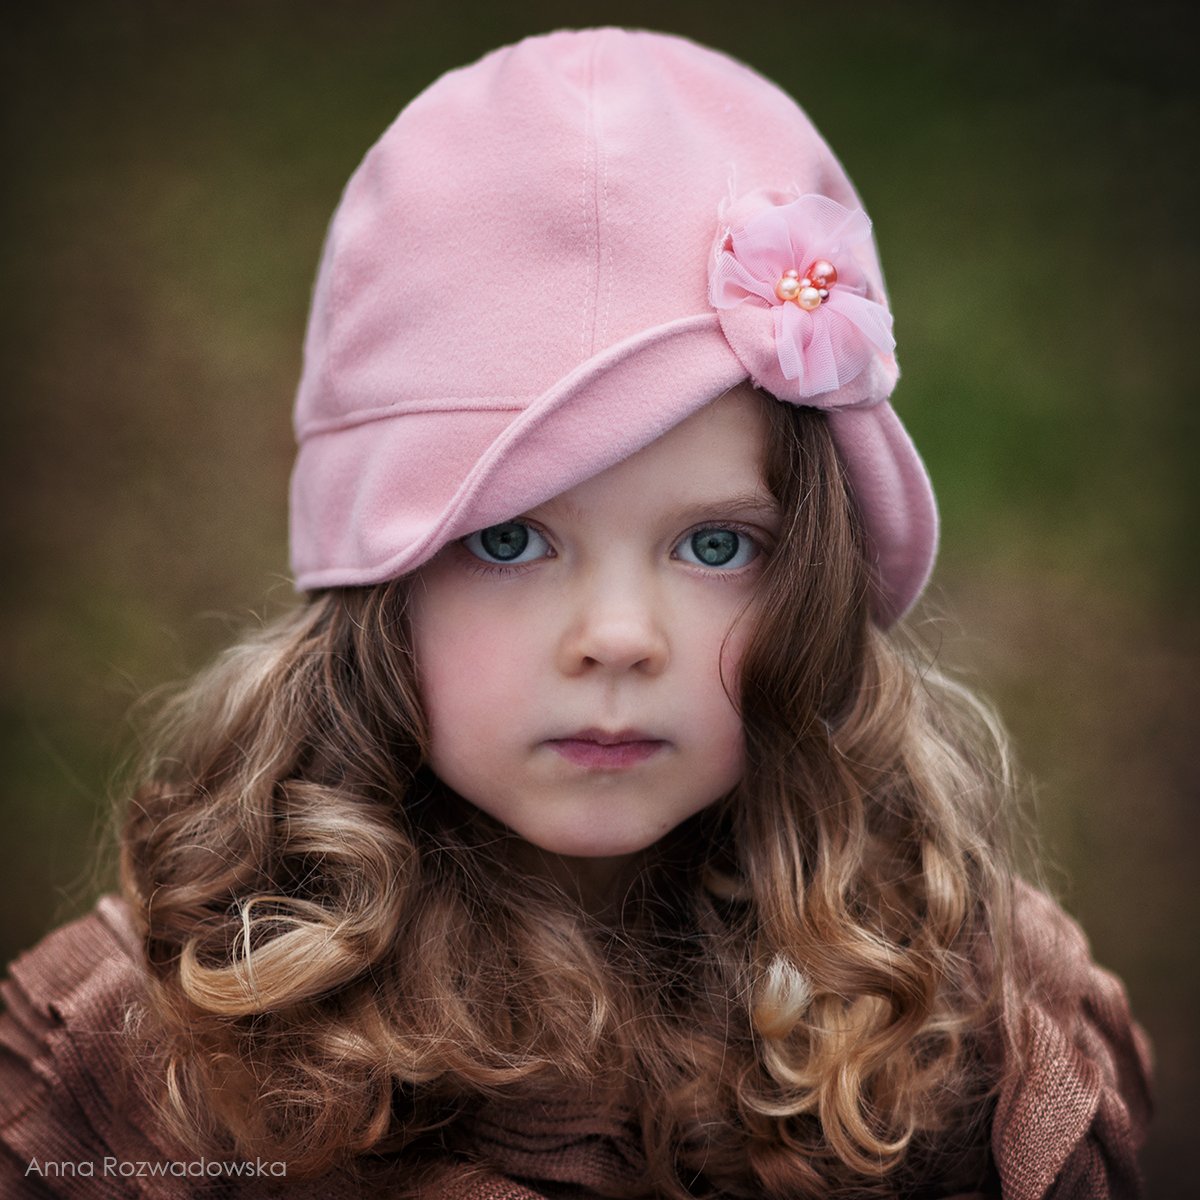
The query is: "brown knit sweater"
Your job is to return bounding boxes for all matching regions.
[0,884,1151,1199]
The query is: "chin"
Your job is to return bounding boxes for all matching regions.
[522,821,671,861]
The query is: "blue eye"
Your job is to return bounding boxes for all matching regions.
[463,522,551,565]
[676,527,757,569]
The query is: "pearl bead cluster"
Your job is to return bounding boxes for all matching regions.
[775,258,838,311]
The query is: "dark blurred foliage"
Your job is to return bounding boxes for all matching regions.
[1,0,1195,1190]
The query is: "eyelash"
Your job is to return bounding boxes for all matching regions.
[459,520,769,577]
[672,521,766,578]
[459,520,556,578]
[464,558,540,580]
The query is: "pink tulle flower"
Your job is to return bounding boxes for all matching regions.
[709,194,894,403]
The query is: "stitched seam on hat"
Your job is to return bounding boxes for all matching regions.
[299,307,728,440]
[298,400,528,438]
[597,35,613,352]
[580,38,599,360]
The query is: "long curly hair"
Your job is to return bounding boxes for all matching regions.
[121,399,1020,1197]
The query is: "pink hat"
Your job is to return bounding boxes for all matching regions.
[289,28,938,624]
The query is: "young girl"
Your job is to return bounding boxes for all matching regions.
[0,28,1151,1199]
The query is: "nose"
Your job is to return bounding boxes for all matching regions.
[556,570,670,677]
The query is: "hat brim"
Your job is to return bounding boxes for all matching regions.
[290,314,935,624]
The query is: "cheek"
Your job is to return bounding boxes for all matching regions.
[412,591,540,735]
[687,603,752,781]
[696,593,753,702]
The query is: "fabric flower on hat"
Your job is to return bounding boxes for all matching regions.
[709,194,895,406]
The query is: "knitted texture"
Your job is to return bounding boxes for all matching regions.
[1,888,1151,1198]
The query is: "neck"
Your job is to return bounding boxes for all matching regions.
[511,843,642,919]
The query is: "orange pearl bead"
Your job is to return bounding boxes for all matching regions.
[806,259,837,288]
[797,286,822,311]
[775,274,801,302]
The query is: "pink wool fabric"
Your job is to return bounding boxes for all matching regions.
[289,28,939,624]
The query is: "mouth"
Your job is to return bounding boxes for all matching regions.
[545,728,668,770]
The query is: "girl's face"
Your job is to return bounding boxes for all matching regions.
[408,386,779,864]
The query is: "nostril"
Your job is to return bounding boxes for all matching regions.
[561,615,670,676]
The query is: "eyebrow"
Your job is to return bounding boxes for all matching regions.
[668,492,782,526]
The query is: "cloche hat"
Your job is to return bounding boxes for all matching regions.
[289,27,937,623]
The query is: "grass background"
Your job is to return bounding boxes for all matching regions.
[2,1,1195,1191]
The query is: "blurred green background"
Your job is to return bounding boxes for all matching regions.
[2,0,1195,1191]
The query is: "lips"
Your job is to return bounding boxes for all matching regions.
[546,727,668,770]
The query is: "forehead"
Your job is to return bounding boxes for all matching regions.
[533,387,775,522]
